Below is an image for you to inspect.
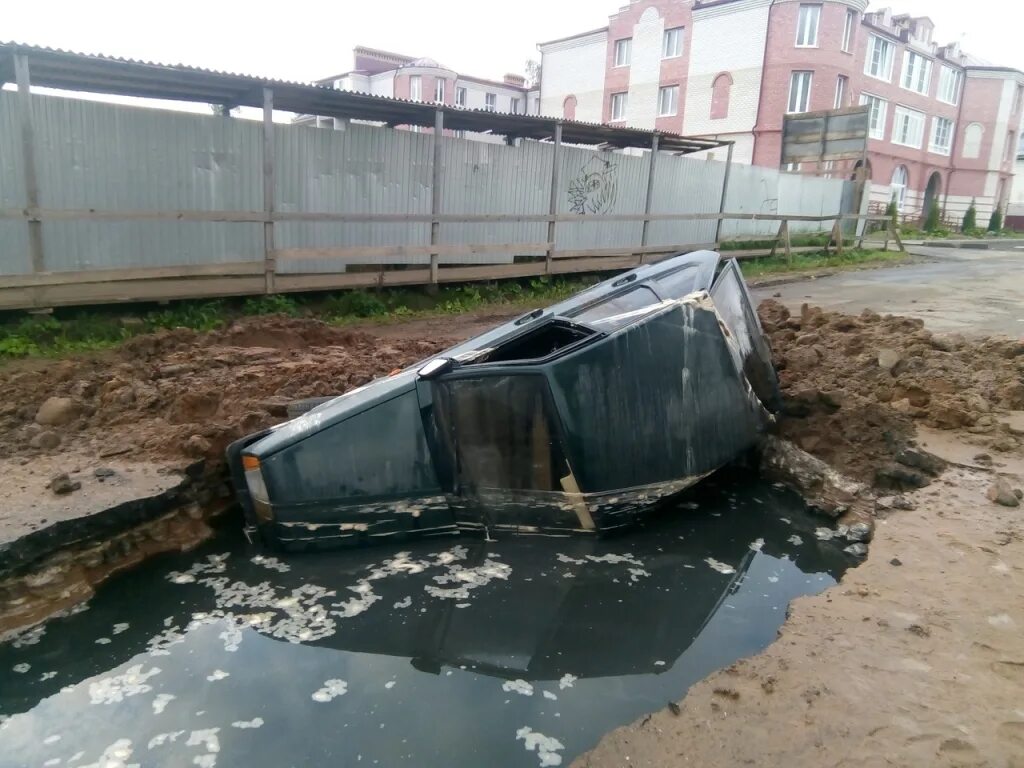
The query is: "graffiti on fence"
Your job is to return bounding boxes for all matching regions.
[567,156,619,215]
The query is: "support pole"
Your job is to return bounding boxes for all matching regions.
[14,54,44,277]
[545,123,563,274]
[714,141,735,246]
[262,88,276,294]
[640,134,659,254]
[769,220,785,259]
[430,109,444,286]
[831,219,844,255]
[888,220,906,254]
[782,219,792,264]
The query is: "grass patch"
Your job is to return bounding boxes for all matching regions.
[0,276,597,360]
[739,248,907,280]
[719,232,831,251]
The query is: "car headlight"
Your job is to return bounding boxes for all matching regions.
[242,455,273,523]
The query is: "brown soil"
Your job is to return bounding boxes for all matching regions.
[758,299,1024,488]
[0,316,456,473]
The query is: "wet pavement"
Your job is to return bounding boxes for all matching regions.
[0,479,856,768]
[753,246,1024,337]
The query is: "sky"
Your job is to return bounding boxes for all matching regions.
[3,0,1022,86]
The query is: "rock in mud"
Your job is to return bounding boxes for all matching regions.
[49,472,82,495]
[35,397,80,426]
[877,349,902,373]
[895,448,945,477]
[844,543,868,557]
[183,434,212,459]
[875,463,931,491]
[759,436,873,519]
[846,522,873,543]
[29,430,61,450]
[987,478,1021,508]
[93,467,116,479]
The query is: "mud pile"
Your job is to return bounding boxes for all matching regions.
[759,299,1024,489]
[0,317,453,470]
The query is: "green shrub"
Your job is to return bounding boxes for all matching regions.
[961,199,977,232]
[885,196,898,228]
[924,199,942,232]
[320,291,388,319]
[242,294,301,317]
[988,205,1004,233]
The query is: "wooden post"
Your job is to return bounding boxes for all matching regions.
[14,54,44,277]
[714,141,735,246]
[262,88,276,294]
[781,220,793,264]
[831,219,844,254]
[888,220,906,254]
[769,220,785,258]
[430,108,444,286]
[640,134,659,254]
[545,123,563,273]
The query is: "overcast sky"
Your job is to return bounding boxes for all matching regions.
[4,0,1022,84]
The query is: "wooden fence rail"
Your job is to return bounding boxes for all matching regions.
[0,211,900,311]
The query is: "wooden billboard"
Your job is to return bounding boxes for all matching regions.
[781,105,869,172]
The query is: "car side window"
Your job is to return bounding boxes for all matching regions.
[571,286,662,327]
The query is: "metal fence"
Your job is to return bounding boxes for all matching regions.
[0,90,861,310]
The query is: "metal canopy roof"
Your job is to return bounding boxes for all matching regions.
[0,42,727,155]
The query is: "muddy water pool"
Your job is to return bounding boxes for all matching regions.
[0,479,855,767]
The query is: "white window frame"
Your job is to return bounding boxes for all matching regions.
[865,35,895,82]
[891,106,926,148]
[929,116,954,155]
[936,66,962,105]
[663,27,684,58]
[510,97,521,114]
[455,86,468,107]
[610,91,628,121]
[900,51,932,95]
[795,5,821,47]
[891,166,908,212]
[658,85,679,117]
[834,75,848,108]
[434,79,445,104]
[842,9,856,53]
[409,75,422,101]
[614,38,632,67]
[484,93,497,112]
[787,71,813,114]
[860,93,888,140]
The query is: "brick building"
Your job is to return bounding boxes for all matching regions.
[538,1,1024,223]
[295,46,540,143]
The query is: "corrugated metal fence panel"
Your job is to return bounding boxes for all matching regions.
[274,121,432,272]
[555,146,648,251]
[0,92,31,276]
[438,136,549,262]
[721,164,786,240]
[646,154,725,248]
[29,92,263,272]
[778,174,847,234]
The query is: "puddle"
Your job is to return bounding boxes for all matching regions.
[0,479,855,767]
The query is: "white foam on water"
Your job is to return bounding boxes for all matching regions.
[148,731,185,749]
[787,535,803,546]
[13,663,30,673]
[251,555,291,573]
[231,718,264,729]
[43,734,61,744]
[749,538,765,552]
[542,691,558,700]
[89,665,161,705]
[95,638,111,645]
[557,674,577,690]
[384,681,396,690]
[312,679,348,702]
[704,558,736,575]
[515,726,565,767]
[112,623,130,635]
[206,670,229,682]
[152,693,176,715]
[78,739,136,768]
[502,679,534,696]
[39,671,57,681]
[393,596,412,609]
[628,568,650,583]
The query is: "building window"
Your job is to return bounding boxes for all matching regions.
[434,79,445,104]
[711,72,733,119]
[614,38,632,67]
[842,9,857,53]
[485,93,496,112]
[455,86,468,107]
[859,93,888,139]
[409,75,422,101]
[663,27,684,58]
[835,76,848,108]
[890,165,909,211]
[563,95,577,120]
[795,5,821,47]
[937,67,963,106]
[962,122,984,159]
[610,92,628,121]
[892,106,925,148]
[865,35,895,81]
[787,71,813,114]
[510,97,521,114]
[901,51,932,95]
[929,117,954,155]
[658,85,679,117]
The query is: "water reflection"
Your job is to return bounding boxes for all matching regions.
[0,479,853,768]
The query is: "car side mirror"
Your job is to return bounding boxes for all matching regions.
[417,357,457,380]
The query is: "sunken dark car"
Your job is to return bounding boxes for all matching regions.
[227,251,780,549]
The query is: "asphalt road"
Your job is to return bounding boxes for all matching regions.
[751,245,1024,337]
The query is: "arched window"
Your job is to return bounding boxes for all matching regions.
[563,95,578,121]
[963,123,984,159]
[891,166,909,211]
[711,73,733,120]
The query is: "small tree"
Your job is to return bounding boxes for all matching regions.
[924,198,942,232]
[988,204,1004,233]
[961,199,977,232]
[885,195,898,228]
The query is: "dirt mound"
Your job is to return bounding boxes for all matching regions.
[759,299,1024,488]
[0,315,454,471]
